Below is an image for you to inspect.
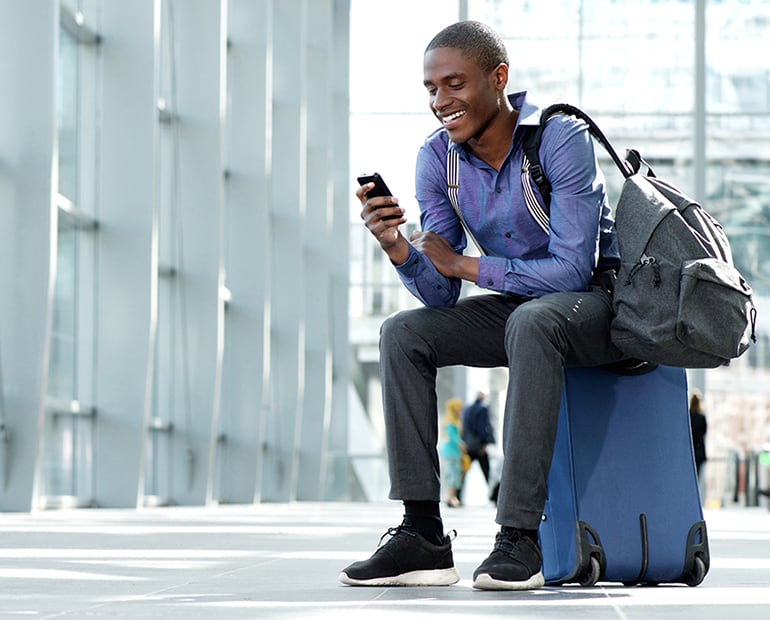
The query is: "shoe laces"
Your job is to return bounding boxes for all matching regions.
[378,521,417,547]
[493,529,528,556]
[376,521,457,547]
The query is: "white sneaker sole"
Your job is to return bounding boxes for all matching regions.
[472,571,545,590]
[339,567,460,587]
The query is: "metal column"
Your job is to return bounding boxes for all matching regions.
[216,0,274,504]
[95,0,161,507]
[163,0,227,506]
[261,0,307,501]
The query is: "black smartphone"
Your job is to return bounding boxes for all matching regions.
[357,172,401,220]
[357,172,392,198]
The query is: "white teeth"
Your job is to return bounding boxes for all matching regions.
[443,110,465,123]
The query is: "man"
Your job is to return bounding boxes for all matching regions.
[340,20,624,590]
[460,391,495,488]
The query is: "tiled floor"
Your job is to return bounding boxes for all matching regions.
[1,498,769,619]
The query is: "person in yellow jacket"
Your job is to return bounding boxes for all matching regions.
[439,398,465,508]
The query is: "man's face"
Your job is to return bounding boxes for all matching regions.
[423,46,502,145]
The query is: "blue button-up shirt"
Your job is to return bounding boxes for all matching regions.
[396,91,619,308]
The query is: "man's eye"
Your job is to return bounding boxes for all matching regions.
[449,82,464,89]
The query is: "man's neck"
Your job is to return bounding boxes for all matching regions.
[466,109,519,171]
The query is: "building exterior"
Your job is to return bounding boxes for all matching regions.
[0,0,350,511]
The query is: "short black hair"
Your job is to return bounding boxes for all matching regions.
[425,21,509,73]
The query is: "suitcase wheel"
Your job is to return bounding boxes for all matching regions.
[683,555,707,587]
[682,521,710,586]
[578,555,601,587]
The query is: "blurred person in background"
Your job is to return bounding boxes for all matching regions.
[689,391,708,491]
[439,398,465,508]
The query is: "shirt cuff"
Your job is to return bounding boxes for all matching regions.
[476,255,507,291]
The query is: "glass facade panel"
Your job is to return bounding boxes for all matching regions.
[708,159,770,295]
[58,27,79,201]
[42,415,76,497]
[43,12,97,506]
[704,0,770,313]
[48,211,77,400]
[42,413,94,500]
[707,1,770,114]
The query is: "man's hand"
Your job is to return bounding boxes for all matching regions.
[356,183,409,264]
[410,230,479,282]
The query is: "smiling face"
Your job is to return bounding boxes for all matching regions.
[423,46,508,146]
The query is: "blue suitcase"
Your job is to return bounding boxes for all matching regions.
[539,365,710,586]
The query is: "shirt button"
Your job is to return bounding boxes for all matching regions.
[495,187,502,193]
[505,232,512,238]
[487,279,494,286]
[527,290,534,296]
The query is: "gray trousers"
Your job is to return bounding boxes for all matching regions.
[379,284,624,530]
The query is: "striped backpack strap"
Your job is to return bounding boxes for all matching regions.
[521,126,550,234]
[446,140,487,256]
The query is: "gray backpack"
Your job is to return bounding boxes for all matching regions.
[520,104,757,368]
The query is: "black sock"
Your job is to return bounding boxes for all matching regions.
[403,500,444,545]
[501,525,539,544]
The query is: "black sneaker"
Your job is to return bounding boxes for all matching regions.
[472,528,545,590]
[339,521,460,586]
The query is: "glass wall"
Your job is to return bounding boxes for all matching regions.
[0,0,351,511]
[42,5,99,507]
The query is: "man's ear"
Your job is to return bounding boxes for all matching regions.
[492,62,509,92]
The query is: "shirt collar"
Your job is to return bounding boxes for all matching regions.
[448,90,542,159]
[511,90,541,128]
